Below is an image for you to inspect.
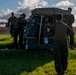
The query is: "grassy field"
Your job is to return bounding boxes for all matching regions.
[0,34,76,49]
[0,50,76,75]
[0,35,14,49]
[0,35,76,75]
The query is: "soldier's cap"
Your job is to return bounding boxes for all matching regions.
[68,7,72,11]
[11,12,14,15]
[21,13,26,17]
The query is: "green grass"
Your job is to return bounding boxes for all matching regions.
[21,50,76,75]
[0,34,76,49]
[0,50,53,75]
[0,35,76,75]
[0,35,14,48]
[0,50,76,75]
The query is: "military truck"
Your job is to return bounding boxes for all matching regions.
[23,8,71,50]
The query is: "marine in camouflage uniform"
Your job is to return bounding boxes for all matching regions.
[8,12,17,37]
[67,7,75,49]
[13,13,27,49]
[50,14,74,74]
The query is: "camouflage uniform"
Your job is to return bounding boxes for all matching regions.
[50,15,74,74]
[67,14,75,48]
[53,40,68,74]
[13,15,27,49]
[8,13,17,37]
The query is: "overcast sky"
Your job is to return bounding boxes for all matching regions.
[0,0,76,26]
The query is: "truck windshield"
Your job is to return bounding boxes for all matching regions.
[31,16,41,24]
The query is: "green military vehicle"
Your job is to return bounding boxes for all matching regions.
[23,8,71,50]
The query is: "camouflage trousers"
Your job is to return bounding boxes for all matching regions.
[10,25,15,35]
[53,40,68,74]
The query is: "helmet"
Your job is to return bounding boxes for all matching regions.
[68,7,72,11]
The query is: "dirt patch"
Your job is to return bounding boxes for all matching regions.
[0,27,10,35]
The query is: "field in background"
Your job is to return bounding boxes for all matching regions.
[0,27,76,35]
[0,35,14,49]
[0,33,76,49]
[0,27,9,34]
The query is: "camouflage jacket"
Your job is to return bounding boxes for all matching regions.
[50,21,74,40]
[8,16,17,26]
